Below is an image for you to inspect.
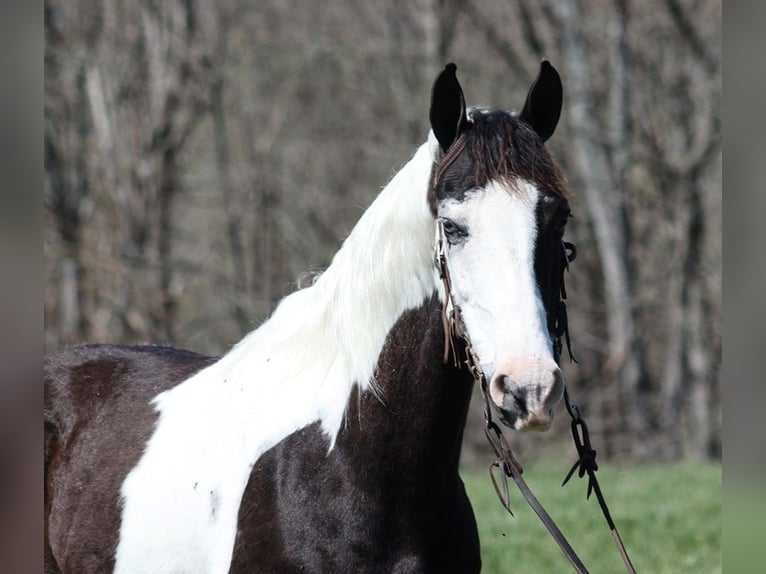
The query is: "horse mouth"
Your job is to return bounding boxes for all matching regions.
[496,403,554,432]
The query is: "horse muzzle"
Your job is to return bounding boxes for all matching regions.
[488,363,564,431]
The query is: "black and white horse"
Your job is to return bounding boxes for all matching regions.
[45,61,574,573]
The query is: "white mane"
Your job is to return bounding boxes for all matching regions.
[214,139,440,442]
[114,139,441,574]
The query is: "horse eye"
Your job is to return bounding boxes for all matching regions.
[441,219,467,243]
[557,212,572,234]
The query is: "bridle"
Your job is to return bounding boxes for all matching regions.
[432,134,637,574]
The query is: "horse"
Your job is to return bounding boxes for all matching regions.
[45,61,575,573]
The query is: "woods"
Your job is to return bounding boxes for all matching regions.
[44,0,721,463]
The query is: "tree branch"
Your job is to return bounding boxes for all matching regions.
[663,0,718,74]
[465,5,529,80]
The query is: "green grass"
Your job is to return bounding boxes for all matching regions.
[462,462,721,573]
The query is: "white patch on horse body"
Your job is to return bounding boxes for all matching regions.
[114,143,439,574]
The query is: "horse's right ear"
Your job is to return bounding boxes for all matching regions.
[430,63,468,154]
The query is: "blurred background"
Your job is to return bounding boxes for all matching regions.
[44,0,720,468]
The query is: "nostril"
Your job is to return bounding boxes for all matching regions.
[542,368,565,410]
[490,375,529,413]
[510,387,528,415]
[489,373,508,407]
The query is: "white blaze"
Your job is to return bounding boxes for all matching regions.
[437,180,559,424]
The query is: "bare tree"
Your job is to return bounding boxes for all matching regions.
[45,0,217,345]
[634,0,721,460]
[548,0,653,459]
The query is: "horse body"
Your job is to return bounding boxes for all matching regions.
[46,299,477,573]
[45,62,573,573]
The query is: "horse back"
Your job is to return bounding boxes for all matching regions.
[44,344,215,573]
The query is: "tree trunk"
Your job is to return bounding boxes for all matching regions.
[212,77,251,332]
[662,172,718,461]
[554,0,652,459]
[157,146,179,342]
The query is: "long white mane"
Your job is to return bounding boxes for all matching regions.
[213,139,440,442]
[114,139,442,574]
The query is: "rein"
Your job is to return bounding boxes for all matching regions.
[432,139,636,574]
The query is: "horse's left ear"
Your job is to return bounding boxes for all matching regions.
[519,60,563,142]
[430,63,468,154]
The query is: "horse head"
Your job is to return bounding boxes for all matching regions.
[429,62,572,432]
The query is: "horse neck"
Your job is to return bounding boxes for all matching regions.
[306,140,438,385]
[216,142,440,448]
[336,295,475,497]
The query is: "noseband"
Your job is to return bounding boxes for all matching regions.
[431,137,636,574]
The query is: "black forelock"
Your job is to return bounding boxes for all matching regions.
[466,108,572,199]
[431,108,572,208]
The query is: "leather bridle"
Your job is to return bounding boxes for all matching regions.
[432,137,637,574]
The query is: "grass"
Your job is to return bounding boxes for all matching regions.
[462,462,721,573]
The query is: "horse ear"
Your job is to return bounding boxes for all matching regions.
[519,60,563,142]
[430,63,468,154]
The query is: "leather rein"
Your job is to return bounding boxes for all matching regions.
[432,134,636,574]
